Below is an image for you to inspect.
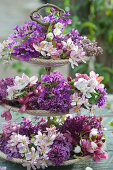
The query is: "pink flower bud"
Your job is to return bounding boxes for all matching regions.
[99,117,103,121]
[67,76,72,82]
[24,97,30,104]
[19,105,26,112]
[97,143,102,147]
[18,97,24,103]
[97,134,101,140]
[34,89,39,96]
[26,92,33,97]
[102,138,105,143]
[1,110,12,121]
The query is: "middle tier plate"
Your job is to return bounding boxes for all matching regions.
[1,104,70,116]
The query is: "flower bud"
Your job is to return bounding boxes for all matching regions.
[67,76,72,82]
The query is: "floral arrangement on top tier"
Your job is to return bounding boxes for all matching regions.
[0,71,107,120]
[0,7,103,68]
[0,115,108,169]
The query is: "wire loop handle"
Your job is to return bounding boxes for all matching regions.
[30,3,65,27]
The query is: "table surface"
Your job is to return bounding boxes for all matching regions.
[0,95,113,170]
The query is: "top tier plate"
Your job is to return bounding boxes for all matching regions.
[12,56,69,67]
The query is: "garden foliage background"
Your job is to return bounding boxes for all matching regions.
[0,0,113,93]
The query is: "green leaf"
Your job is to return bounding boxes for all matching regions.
[52,41,56,47]
[109,121,113,127]
[81,22,97,31]
[14,91,27,97]
[89,94,97,105]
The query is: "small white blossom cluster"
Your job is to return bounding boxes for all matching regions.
[0,39,17,63]
[33,22,64,59]
[33,41,60,59]
[7,127,60,170]
[62,37,86,69]
[7,132,30,153]
[70,71,104,114]
[7,73,38,100]
[53,22,64,36]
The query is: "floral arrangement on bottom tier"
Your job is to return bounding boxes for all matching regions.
[0,115,108,169]
[0,71,107,120]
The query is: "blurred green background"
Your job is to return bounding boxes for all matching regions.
[0,0,113,93]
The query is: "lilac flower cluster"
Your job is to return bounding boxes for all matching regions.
[19,117,47,138]
[48,136,72,165]
[59,115,103,146]
[96,88,107,108]
[0,77,14,104]
[0,137,22,159]
[82,38,103,57]
[0,167,7,170]
[38,71,72,113]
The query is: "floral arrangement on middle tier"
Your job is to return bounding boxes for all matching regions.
[0,71,107,120]
[0,115,108,169]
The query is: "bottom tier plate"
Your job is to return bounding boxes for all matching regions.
[0,143,106,166]
[0,150,91,166]
[1,104,70,116]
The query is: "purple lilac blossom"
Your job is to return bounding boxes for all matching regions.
[19,118,47,138]
[0,77,14,104]
[38,71,72,113]
[0,137,22,159]
[48,136,72,165]
[59,115,103,146]
[96,88,107,108]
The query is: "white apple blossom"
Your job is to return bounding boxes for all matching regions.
[33,42,46,54]
[7,132,30,151]
[91,142,97,149]
[68,45,87,69]
[69,57,79,69]
[7,85,17,100]
[22,126,59,170]
[74,145,81,153]
[14,73,30,90]
[85,167,93,170]
[55,22,64,29]
[53,28,62,36]
[90,128,98,137]
[30,76,38,84]
[74,78,88,92]
[46,32,54,40]
[62,38,73,49]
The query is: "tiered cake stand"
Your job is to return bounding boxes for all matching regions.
[0,4,105,167]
